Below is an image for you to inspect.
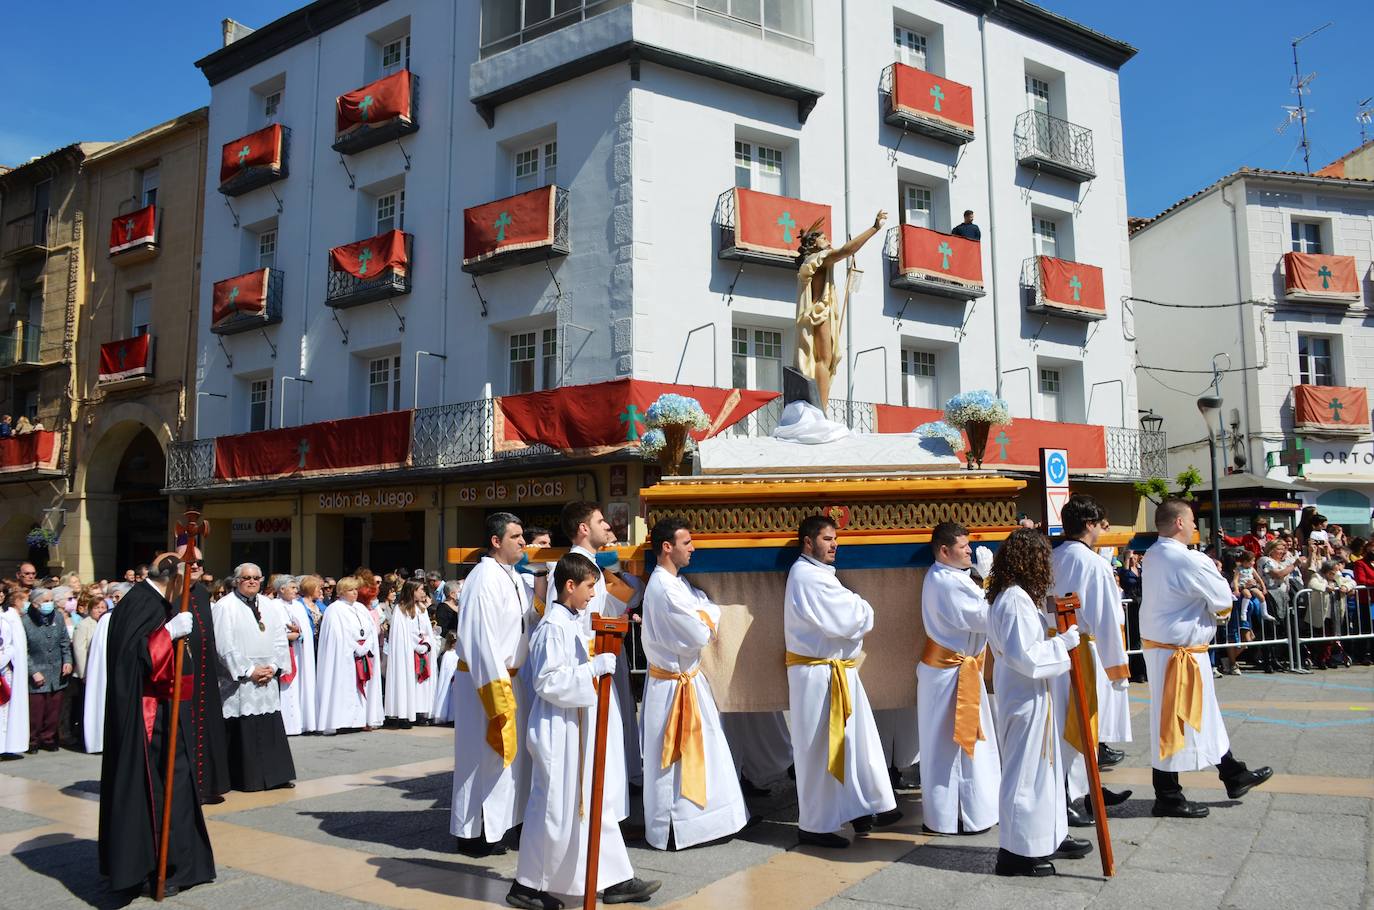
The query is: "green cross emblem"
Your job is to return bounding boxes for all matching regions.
[123,219,135,240]
[1317,265,1333,289]
[116,343,128,369]
[227,285,240,309]
[1327,397,1344,422]
[358,95,374,120]
[494,211,512,242]
[297,438,310,468]
[620,405,645,441]
[994,430,1011,461]
[929,83,945,112]
[358,247,373,275]
[1069,274,1082,301]
[237,144,251,165]
[777,211,796,244]
[937,241,953,270]
[1268,436,1308,478]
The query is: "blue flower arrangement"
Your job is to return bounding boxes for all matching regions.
[943,390,1011,428]
[915,420,965,453]
[645,393,711,431]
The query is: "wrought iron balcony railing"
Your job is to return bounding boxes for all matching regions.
[1014,110,1095,182]
[884,225,985,301]
[2,210,56,261]
[219,125,291,197]
[461,187,570,276]
[878,63,976,146]
[1105,426,1168,480]
[326,234,413,308]
[210,268,285,336]
[0,329,42,370]
[731,397,877,437]
[332,72,419,156]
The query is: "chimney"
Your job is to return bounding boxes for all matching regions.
[222,18,256,47]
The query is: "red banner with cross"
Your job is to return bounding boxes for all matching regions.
[336,70,413,134]
[98,334,154,384]
[731,187,832,260]
[329,230,409,279]
[109,205,156,256]
[898,224,983,289]
[1037,256,1105,317]
[214,410,414,482]
[1294,385,1370,433]
[463,186,557,266]
[875,404,1108,472]
[496,379,780,455]
[219,124,284,185]
[890,63,975,134]
[212,269,270,329]
[0,431,61,474]
[1283,252,1360,302]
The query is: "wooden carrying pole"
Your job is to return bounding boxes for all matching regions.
[1054,594,1114,877]
[155,511,208,901]
[583,614,630,910]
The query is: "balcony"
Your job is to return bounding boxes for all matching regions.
[879,63,975,146]
[885,224,984,300]
[210,268,284,336]
[1293,385,1370,437]
[1105,426,1168,480]
[462,186,570,275]
[0,429,62,478]
[97,335,155,388]
[1021,256,1107,321]
[332,71,418,156]
[0,330,42,371]
[1282,251,1362,305]
[715,187,831,268]
[327,231,412,308]
[2,211,56,261]
[1014,110,1095,182]
[219,124,289,197]
[108,205,160,266]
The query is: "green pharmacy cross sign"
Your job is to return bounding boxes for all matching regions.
[777,211,796,244]
[937,241,953,270]
[929,83,945,112]
[1268,436,1308,478]
[620,405,645,441]
[494,211,512,242]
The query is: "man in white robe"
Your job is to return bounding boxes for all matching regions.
[640,518,749,850]
[1,593,29,758]
[784,515,899,848]
[917,522,1000,835]
[451,512,532,856]
[314,578,383,733]
[1141,499,1272,818]
[272,576,317,736]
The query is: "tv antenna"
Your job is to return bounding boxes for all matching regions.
[1288,22,1332,173]
[1358,97,1373,145]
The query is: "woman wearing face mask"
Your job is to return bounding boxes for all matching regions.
[22,587,72,753]
[1,587,30,759]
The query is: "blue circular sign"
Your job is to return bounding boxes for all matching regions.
[1047,451,1068,485]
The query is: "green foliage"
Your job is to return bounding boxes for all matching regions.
[1133,465,1203,505]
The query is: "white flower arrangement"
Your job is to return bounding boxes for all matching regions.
[943,390,1011,428]
[916,420,965,452]
[645,393,711,431]
[639,428,666,459]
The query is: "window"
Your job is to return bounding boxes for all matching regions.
[381,35,410,75]
[1039,367,1061,421]
[513,141,557,194]
[368,355,402,414]
[734,140,785,195]
[1033,216,1058,258]
[893,25,927,69]
[902,183,932,229]
[130,290,152,337]
[509,331,537,394]
[264,90,282,121]
[731,327,783,391]
[249,378,272,432]
[257,229,277,269]
[541,327,558,389]
[140,166,159,208]
[376,190,404,234]
[1297,335,1334,386]
[1291,221,1323,254]
[1026,74,1050,114]
[901,349,938,409]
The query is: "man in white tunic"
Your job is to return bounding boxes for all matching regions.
[917,522,1000,835]
[451,512,532,856]
[272,576,316,736]
[1,590,29,758]
[784,515,899,848]
[1142,499,1272,818]
[640,518,749,850]
[509,553,659,910]
[314,577,383,733]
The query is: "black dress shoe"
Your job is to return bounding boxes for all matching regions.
[798,829,849,849]
[202,793,226,805]
[455,836,508,857]
[603,877,662,904]
[994,848,1055,877]
[850,815,874,833]
[1097,744,1125,767]
[1052,835,1093,859]
[1084,788,1134,820]
[1223,766,1273,800]
[1066,798,1093,827]
[507,881,563,910]
[1151,799,1209,819]
[874,808,904,827]
[920,824,947,835]
[739,776,770,797]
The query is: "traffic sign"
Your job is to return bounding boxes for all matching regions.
[1040,448,1069,535]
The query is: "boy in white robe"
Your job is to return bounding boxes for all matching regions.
[917,522,1000,835]
[315,577,383,733]
[640,518,749,850]
[1141,499,1272,818]
[431,632,459,724]
[272,576,317,736]
[1,592,30,758]
[984,528,1091,876]
[784,515,899,848]
[509,553,660,910]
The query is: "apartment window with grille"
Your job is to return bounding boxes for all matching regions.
[893,26,927,69]
[249,378,272,431]
[509,331,537,394]
[368,355,402,414]
[376,190,404,234]
[1291,221,1323,254]
[734,140,785,195]
[513,141,557,194]
[1026,74,1050,114]
[257,229,277,269]
[1039,368,1061,421]
[130,290,152,337]
[901,184,932,229]
[140,166,159,208]
[1033,216,1058,258]
[901,349,938,409]
[1297,335,1334,386]
[381,35,410,75]
[264,90,282,120]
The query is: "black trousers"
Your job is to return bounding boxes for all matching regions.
[1153,751,1246,802]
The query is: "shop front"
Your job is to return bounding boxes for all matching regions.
[306,485,438,577]
[1293,438,1374,537]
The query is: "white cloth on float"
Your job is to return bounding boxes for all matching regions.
[772,401,850,444]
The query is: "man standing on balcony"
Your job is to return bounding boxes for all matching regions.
[794,210,887,407]
[951,210,981,242]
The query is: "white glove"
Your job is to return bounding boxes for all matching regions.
[591,653,616,677]
[1059,624,1081,651]
[974,546,994,578]
[354,644,371,658]
[164,612,193,641]
[1111,677,1129,692]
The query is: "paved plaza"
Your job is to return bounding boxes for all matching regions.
[1,667,1371,910]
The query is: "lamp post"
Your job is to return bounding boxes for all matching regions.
[1139,409,1163,435]
[194,391,227,439]
[1197,394,1224,553]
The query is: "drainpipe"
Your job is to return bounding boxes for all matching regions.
[840,0,856,417]
[979,3,1005,397]
[1220,180,1255,470]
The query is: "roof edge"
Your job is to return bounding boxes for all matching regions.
[195,0,391,86]
[84,108,209,165]
[939,0,1136,69]
[1131,167,1374,238]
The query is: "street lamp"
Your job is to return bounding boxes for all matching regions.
[1197,394,1224,553]
[1139,409,1163,435]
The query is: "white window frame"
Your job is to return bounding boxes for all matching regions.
[508,331,538,394]
[901,183,932,229]
[900,348,938,409]
[893,25,928,70]
[513,140,557,194]
[731,326,784,391]
[249,378,272,432]
[140,166,159,208]
[734,140,785,196]
[256,229,277,269]
[368,354,402,414]
[1033,216,1058,258]
[1290,220,1323,254]
[130,289,152,337]
[1297,334,1335,386]
[263,89,283,121]
[1026,74,1050,113]
[540,326,558,390]
[376,189,405,234]
[381,34,410,75]
[1039,367,1061,420]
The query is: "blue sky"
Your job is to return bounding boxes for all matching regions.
[2,1,1370,218]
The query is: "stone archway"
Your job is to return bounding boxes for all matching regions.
[77,413,172,579]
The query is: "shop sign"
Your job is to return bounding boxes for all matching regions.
[1280,439,1374,481]
[451,473,592,507]
[231,517,292,540]
[316,488,422,512]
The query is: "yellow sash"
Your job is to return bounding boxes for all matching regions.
[457,661,519,767]
[785,651,857,783]
[648,664,707,808]
[1144,639,1209,760]
[920,639,986,758]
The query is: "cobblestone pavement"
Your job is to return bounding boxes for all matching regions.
[1,666,1370,910]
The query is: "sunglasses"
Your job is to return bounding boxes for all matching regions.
[241,575,263,581]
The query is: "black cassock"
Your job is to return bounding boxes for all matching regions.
[187,582,231,801]
[97,581,216,894]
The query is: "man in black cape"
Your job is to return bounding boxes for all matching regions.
[187,559,231,803]
[98,551,215,897]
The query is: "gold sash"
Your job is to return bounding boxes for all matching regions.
[648,664,707,808]
[920,639,986,758]
[785,651,857,783]
[1144,639,1209,760]
[457,661,519,767]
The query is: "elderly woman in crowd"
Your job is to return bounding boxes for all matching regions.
[22,587,72,752]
